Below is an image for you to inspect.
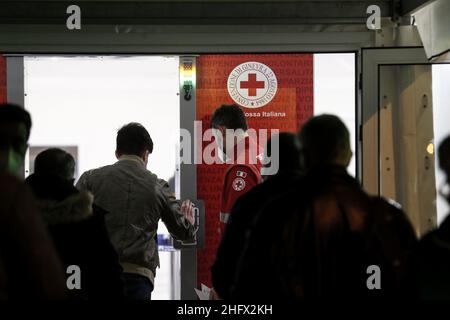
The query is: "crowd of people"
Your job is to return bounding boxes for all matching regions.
[211,105,450,300]
[1,102,450,300]
[0,103,195,300]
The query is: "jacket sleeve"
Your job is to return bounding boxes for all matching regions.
[157,179,196,241]
[75,171,90,192]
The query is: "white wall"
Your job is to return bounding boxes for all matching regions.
[25,56,180,182]
[314,53,356,176]
[24,56,180,300]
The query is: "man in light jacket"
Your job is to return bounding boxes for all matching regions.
[77,122,195,300]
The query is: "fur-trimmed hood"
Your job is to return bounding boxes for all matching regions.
[37,191,94,226]
[25,173,95,226]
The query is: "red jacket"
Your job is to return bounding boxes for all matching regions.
[219,135,263,228]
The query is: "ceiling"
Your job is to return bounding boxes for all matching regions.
[0,1,397,25]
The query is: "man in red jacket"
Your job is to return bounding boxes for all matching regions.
[210,104,263,233]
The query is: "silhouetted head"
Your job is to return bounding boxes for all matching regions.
[0,103,32,175]
[34,148,75,182]
[116,122,153,166]
[263,132,302,178]
[298,114,352,171]
[439,136,450,184]
[210,104,248,154]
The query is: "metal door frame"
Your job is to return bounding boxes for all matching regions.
[361,47,429,195]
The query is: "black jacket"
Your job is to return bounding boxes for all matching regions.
[231,166,417,300]
[26,173,125,300]
[414,213,450,299]
[0,172,67,299]
[211,171,303,300]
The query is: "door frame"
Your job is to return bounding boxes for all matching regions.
[361,47,429,195]
[3,28,368,299]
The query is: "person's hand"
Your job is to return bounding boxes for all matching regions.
[181,200,195,225]
[210,288,221,300]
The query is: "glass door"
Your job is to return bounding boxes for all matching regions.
[362,47,450,236]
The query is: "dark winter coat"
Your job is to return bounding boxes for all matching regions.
[26,173,124,300]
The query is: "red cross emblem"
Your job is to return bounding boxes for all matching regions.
[240,73,265,96]
[232,177,246,192]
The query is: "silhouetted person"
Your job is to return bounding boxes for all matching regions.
[232,115,416,300]
[414,136,450,299]
[76,122,196,300]
[211,132,303,300]
[0,104,66,299]
[26,148,124,300]
[439,136,450,204]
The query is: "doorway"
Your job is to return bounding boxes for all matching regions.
[362,47,450,237]
[17,52,357,299]
[24,55,181,300]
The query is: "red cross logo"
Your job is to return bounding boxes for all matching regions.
[232,177,246,192]
[240,73,265,96]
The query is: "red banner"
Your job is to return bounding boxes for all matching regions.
[0,55,6,103]
[196,54,314,288]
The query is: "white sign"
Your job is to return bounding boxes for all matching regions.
[227,61,278,109]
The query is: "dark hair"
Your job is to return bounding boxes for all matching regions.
[265,132,302,174]
[439,136,450,177]
[210,104,248,131]
[298,114,350,169]
[116,122,153,156]
[0,103,32,139]
[34,148,75,180]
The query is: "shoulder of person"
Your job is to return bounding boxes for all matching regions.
[40,191,94,226]
[0,172,33,212]
[79,165,111,178]
[131,165,159,182]
[232,172,285,208]
[0,172,40,223]
[156,177,170,189]
[370,196,404,217]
